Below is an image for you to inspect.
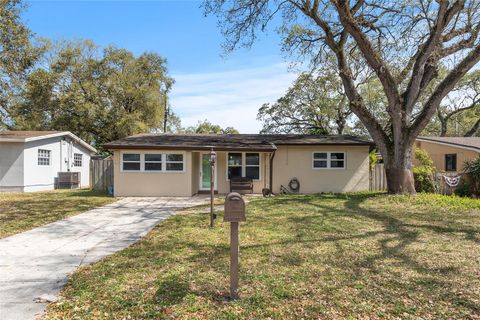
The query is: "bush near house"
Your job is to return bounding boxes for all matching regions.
[463,156,480,197]
[413,148,436,193]
[0,189,115,238]
[45,193,480,319]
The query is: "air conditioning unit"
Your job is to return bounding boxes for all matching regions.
[56,172,80,189]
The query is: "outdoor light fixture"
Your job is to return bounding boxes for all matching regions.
[209,148,216,227]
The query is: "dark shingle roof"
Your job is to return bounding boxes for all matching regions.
[104,134,373,151]
[418,136,480,151]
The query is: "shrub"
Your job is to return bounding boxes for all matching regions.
[463,156,480,196]
[413,148,436,193]
[454,183,471,197]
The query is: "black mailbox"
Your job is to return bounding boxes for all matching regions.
[224,192,246,222]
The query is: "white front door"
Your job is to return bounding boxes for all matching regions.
[199,153,217,190]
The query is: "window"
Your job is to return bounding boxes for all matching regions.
[74,153,82,167]
[313,152,328,168]
[122,153,140,171]
[38,149,51,166]
[227,152,260,180]
[165,154,184,171]
[145,154,162,171]
[330,152,345,168]
[121,153,185,172]
[313,152,346,169]
[228,153,243,180]
[445,154,457,171]
[245,153,260,180]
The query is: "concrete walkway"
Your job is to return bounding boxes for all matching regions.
[0,196,209,320]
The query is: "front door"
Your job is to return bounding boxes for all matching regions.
[200,153,217,190]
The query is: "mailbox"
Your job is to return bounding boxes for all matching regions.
[224,192,246,222]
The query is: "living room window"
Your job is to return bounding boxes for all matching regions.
[165,154,184,171]
[144,154,162,171]
[122,153,141,171]
[227,152,260,180]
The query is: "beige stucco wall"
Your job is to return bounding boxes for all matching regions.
[112,150,193,197]
[271,145,370,194]
[414,141,479,172]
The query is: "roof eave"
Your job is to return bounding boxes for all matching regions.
[103,144,277,152]
[417,137,480,153]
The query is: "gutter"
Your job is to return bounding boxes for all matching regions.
[268,142,277,194]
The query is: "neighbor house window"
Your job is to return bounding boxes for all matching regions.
[74,153,82,167]
[122,153,141,171]
[144,154,162,171]
[313,152,346,169]
[227,152,260,180]
[38,149,51,166]
[445,154,457,171]
[165,154,184,171]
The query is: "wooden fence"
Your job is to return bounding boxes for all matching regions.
[370,163,387,191]
[90,159,114,192]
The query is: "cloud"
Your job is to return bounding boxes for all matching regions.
[169,62,297,133]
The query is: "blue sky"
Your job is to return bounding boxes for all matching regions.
[23,0,298,133]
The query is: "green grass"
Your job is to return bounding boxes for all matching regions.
[44,193,480,319]
[0,189,115,238]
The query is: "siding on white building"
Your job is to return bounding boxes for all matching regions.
[0,133,94,192]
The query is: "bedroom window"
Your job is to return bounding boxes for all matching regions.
[144,154,162,171]
[38,149,51,166]
[74,153,82,167]
[313,152,345,169]
[445,154,457,171]
[227,152,260,180]
[122,153,141,171]
[165,154,184,171]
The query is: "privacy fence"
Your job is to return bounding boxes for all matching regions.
[370,163,387,191]
[90,159,114,192]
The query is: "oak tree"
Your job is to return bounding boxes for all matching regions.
[205,0,480,193]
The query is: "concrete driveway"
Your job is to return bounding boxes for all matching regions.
[0,196,209,320]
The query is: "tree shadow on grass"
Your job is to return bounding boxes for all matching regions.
[154,274,191,307]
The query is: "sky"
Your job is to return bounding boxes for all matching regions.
[23,0,299,133]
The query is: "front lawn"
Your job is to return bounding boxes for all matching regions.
[0,189,115,238]
[45,193,480,319]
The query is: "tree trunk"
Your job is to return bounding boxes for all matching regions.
[385,166,416,194]
[382,144,416,194]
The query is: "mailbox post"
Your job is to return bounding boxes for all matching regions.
[224,192,246,300]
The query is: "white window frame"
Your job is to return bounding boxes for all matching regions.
[226,152,261,181]
[121,153,141,172]
[73,153,83,167]
[144,153,163,171]
[312,151,346,170]
[120,151,186,173]
[38,149,51,166]
[165,153,185,172]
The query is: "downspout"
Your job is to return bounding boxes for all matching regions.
[269,142,277,194]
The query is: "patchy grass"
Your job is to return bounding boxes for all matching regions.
[45,193,480,319]
[0,189,115,238]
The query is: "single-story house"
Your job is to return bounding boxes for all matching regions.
[104,134,374,197]
[0,131,97,192]
[415,136,480,173]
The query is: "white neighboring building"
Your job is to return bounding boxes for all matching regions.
[0,131,97,192]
